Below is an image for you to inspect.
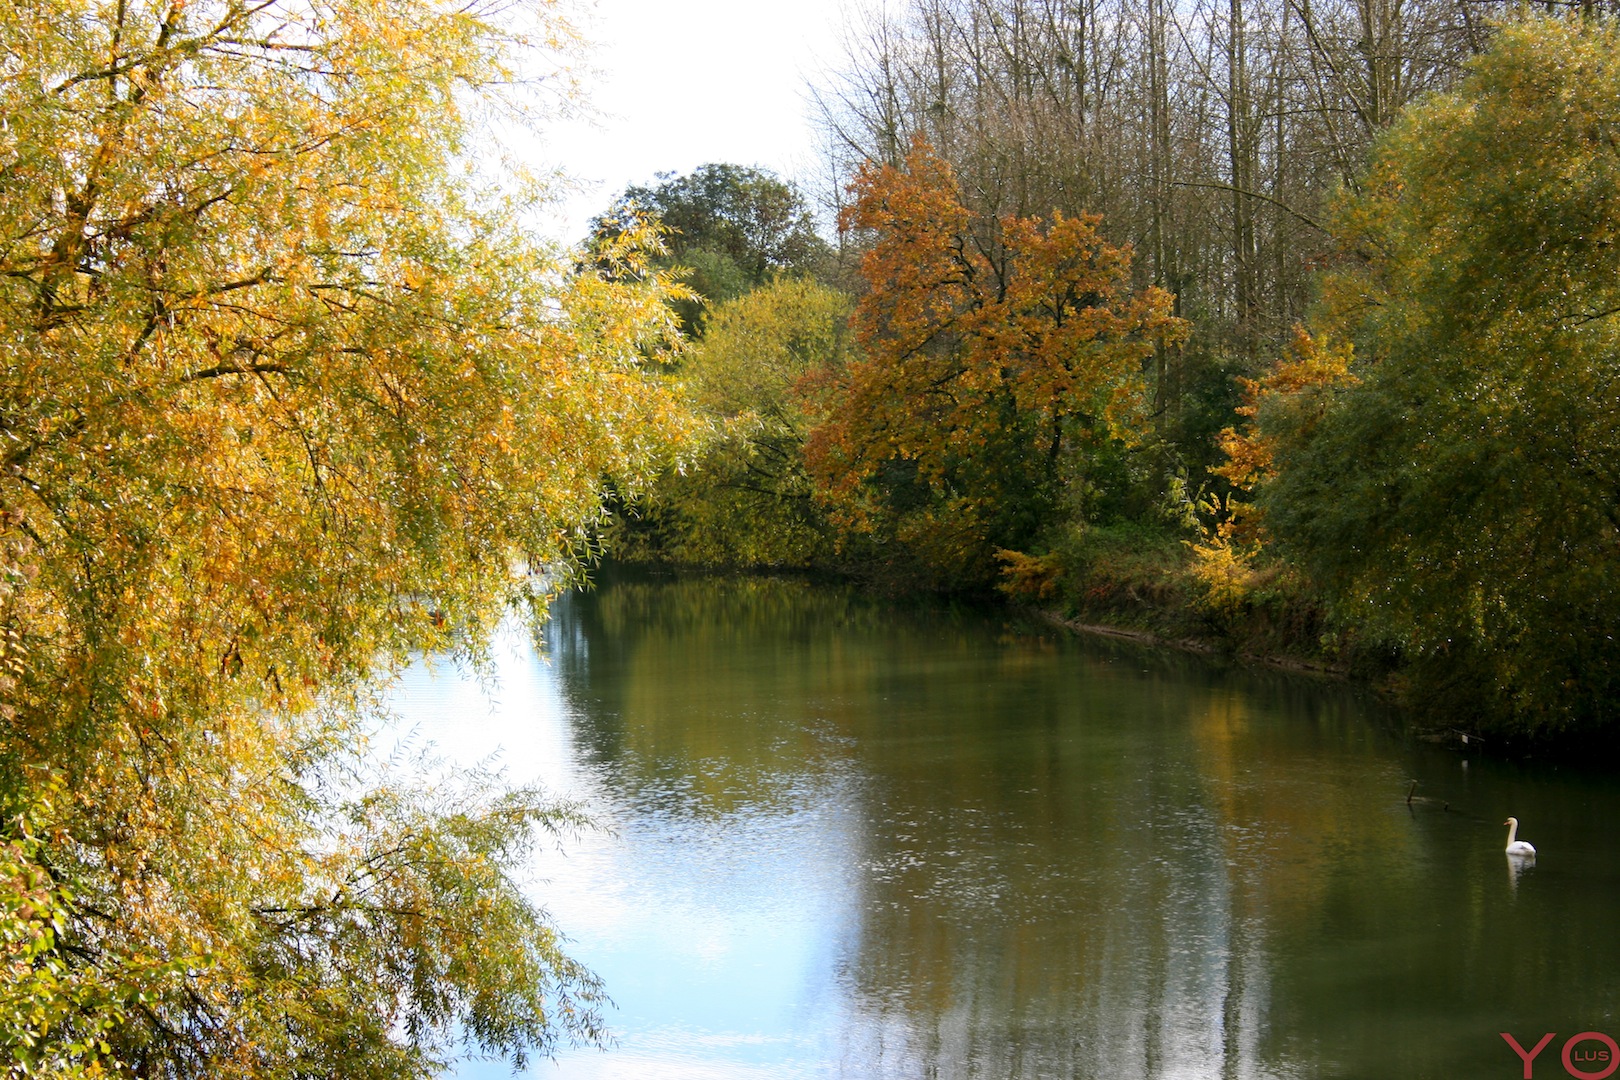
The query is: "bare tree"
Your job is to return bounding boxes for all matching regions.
[811,0,1524,480]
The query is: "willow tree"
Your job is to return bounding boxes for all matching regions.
[1258,17,1620,736]
[0,0,690,1074]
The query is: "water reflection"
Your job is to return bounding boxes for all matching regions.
[391,574,1620,1079]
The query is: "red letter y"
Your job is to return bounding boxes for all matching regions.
[1502,1033,1557,1079]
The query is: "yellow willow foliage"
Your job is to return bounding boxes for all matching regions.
[1253,17,1620,732]
[0,1,693,1074]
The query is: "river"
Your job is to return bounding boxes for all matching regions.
[387,572,1620,1079]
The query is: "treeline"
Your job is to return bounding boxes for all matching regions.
[817,0,1514,364]
[609,11,1620,746]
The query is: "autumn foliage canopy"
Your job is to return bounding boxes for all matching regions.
[0,0,690,1073]
[804,141,1186,583]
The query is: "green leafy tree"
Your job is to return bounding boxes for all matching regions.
[592,164,830,333]
[0,0,691,1073]
[1256,16,1620,735]
[616,277,857,567]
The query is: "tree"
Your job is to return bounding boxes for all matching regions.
[613,277,856,568]
[0,0,690,1073]
[591,164,830,334]
[805,140,1185,586]
[813,0,1520,481]
[1255,16,1620,735]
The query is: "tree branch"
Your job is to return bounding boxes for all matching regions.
[1168,179,1329,234]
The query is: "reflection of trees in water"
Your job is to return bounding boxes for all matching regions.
[541,573,1018,818]
[538,575,1620,1078]
[831,673,1286,1078]
[1259,761,1620,1078]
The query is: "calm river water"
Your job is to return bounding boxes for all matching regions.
[388,573,1620,1080]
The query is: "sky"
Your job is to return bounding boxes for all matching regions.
[525,0,872,245]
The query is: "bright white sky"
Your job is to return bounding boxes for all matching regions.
[526,0,871,245]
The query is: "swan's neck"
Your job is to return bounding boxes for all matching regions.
[1507,820,1519,845]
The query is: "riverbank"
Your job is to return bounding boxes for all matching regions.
[1027,608,1351,678]
[601,540,1609,759]
[603,522,1354,679]
[1017,529,1620,760]
[1011,521,1358,673]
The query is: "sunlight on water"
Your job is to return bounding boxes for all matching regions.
[385,575,1620,1079]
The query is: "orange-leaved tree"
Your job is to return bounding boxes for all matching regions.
[1186,326,1355,624]
[803,140,1186,586]
[1209,325,1358,542]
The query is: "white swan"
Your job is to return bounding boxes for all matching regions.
[1504,817,1537,857]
